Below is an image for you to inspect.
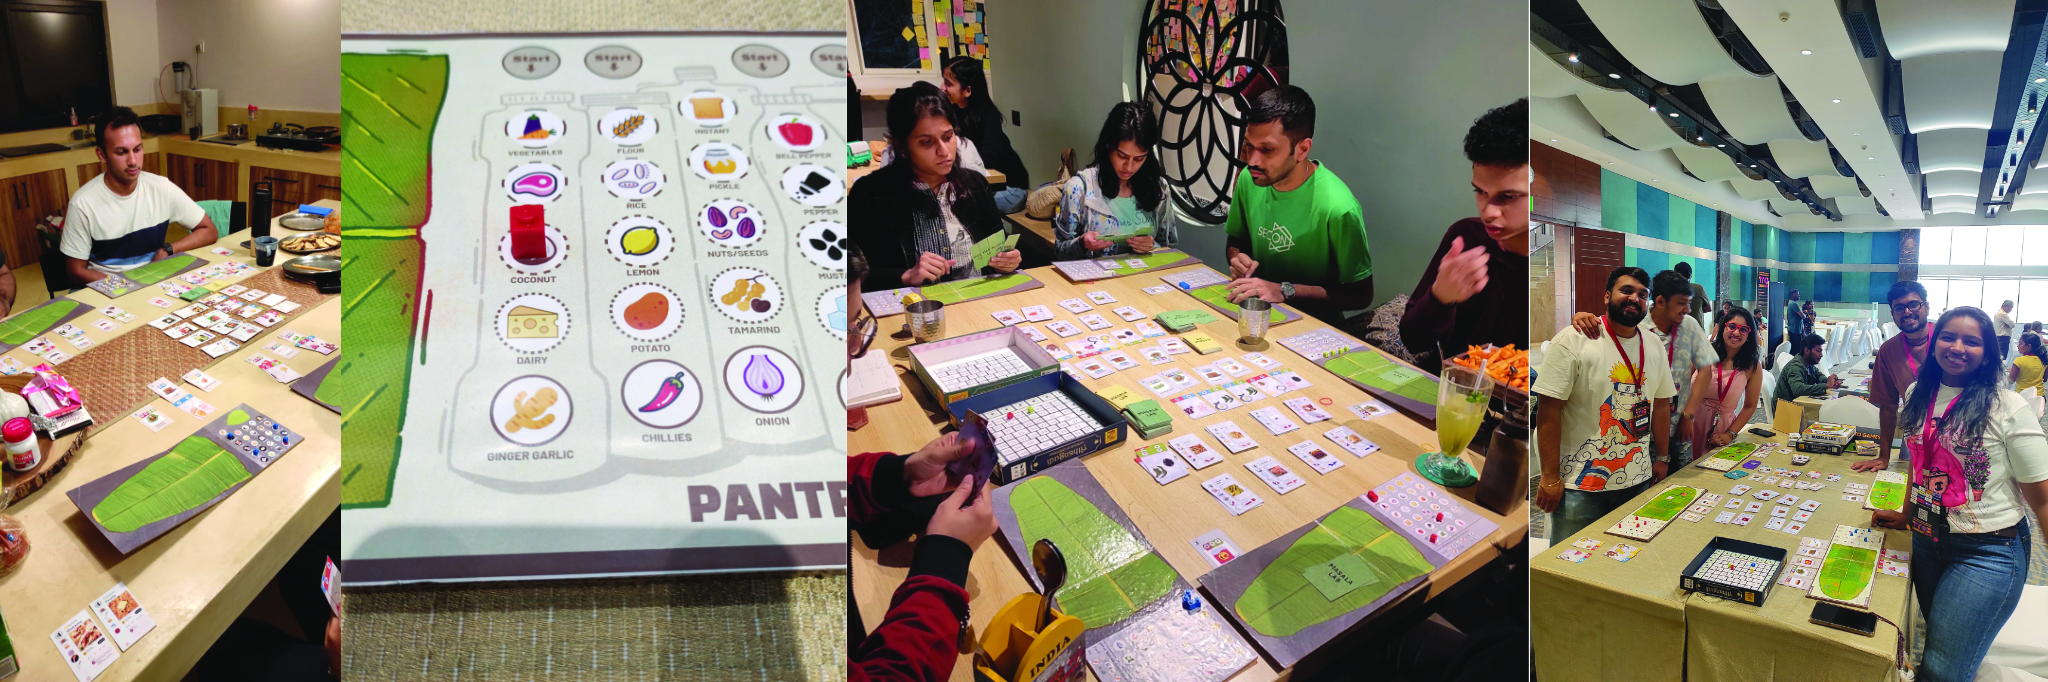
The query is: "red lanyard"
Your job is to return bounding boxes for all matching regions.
[1713,363,1739,403]
[1903,336,1926,377]
[1604,316,1645,389]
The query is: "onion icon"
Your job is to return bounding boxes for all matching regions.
[742,353,784,397]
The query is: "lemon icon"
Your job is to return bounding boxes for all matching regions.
[620,226,660,256]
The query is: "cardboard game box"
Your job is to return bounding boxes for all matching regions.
[949,372,1128,485]
[909,326,1060,409]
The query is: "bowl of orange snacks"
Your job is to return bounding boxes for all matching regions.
[1447,344,1529,408]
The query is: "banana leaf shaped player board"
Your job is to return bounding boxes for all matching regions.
[991,459,1257,672]
[66,405,302,554]
[1199,494,1454,669]
[0,298,93,353]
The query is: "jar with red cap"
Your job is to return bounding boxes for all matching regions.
[3,417,37,472]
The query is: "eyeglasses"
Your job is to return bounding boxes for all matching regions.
[1723,323,1751,334]
[1890,300,1924,314]
[851,308,879,359]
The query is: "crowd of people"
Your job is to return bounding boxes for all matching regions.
[1537,269,2048,682]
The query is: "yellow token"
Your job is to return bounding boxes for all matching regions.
[899,292,925,305]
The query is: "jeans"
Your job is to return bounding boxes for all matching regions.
[1552,478,1652,541]
[993,186,1026,215]
[1911,516,2032,682]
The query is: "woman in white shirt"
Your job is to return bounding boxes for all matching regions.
[1876,306,2048,682]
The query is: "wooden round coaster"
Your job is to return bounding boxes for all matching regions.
[0,374,84,508]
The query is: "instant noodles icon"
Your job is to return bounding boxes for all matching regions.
[510,171,558,197]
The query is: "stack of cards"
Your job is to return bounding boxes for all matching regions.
[1202,473,1263,515]
[1243,456,1303,493]
[146,378,215,418]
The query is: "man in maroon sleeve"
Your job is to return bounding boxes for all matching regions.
[1853,280,1932,473]
[1400,98,1529,365]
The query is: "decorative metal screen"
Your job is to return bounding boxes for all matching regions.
[1139,0,1287,225]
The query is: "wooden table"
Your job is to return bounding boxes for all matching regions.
[1532,431,1911,682]
[0,205,339,680]
[851,262,1527,681]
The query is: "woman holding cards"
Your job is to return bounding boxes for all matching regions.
[849,82,1021,290]
[1678,307,1761,455]
[1050,102,1176,260]
[1872,306,2048,682]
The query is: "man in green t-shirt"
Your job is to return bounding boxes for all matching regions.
[1223,85,1374,326]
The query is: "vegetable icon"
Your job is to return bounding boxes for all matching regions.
[638,372,690,412]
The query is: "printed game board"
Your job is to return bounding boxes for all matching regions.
[1049,249,1201,281]
[83,254,208,298]
[335,33,847,583]
[1865,471,1906,512]
[1697,442,1757,472]
[1319,349,1440,415]
[1809,525,1882,608]
[1186,283,1300,325]
[991,461,1183,634]
[291,356,342,413]
[1359,472,1501,565]
[859,273,1046,317]
[66,405,303,554]
[0,298,90,352]
[1603,485,1703,542]
[1200,496,1437,668]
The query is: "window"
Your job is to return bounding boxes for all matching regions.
[1921,227,1951,265]
[1988,226,2025,265]
[2024,226,2048,265]
[1951,227,1987,266]
[2020,280,2048,323]
[1923,279,1951,312]
[1983,279,2019,319]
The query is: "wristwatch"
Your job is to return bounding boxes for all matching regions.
[1279,282,1296,301]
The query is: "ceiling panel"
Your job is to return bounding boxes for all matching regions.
[1916,128,1994,173]
[1808,175,1863,198]
[1531,43,1593,99]
[1876,0,2015,60]
[1834,195,1880,215]
[1925,169,1984,197]
[2012,193,2048,212]
[1770,198,1813,216]
[1671,143,1747,182]
[1699,75,1807,145]
[1577,87,1683,151]
[1578,0,1754,85]
[1730,176,1783,202]
[1931,195,1981,214]
[1902,51,2006,132]
[1768,139,1844,178]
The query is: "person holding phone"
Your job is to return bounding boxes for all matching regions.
[1870,306,2048,682]
[1051,102,1175,259]
[850,82,1020,291]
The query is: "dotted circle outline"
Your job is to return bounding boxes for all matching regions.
[506,109,569,148]
[696,197,768,249]
[723,345,805,415]
[597,107,659,147]
[763,114,826,154]
[497,224,570,275]
[605,214,673,268]
[707,266,784,325]
[502,162,568,203]
[490,374,574,446]
[796,219,847,271]
[610,282,683,342]
[816,284,847,341]
[602,158,667,200]
[779,163,844,207]
[495,293,571,354]
[620,359,704,429]
[688,142,752,182]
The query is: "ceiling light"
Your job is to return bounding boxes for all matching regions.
[1868,156,1875,159]
[1568,54,1579,63]
[1670,112,1680,117]
[1696,136,1704,141]
[2037,78,2046,83]
[1717,144,1726,147]
[1608,73,1621,79]
[1801,50,1813,55]
[1550,139,1558,142]
[1832,99,1842,103]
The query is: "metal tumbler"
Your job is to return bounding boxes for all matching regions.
[1238,297,1272,343]
[907,299,946,344]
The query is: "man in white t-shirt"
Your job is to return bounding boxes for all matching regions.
[60,107,218,284]
[1994,300,2015,367]
[1567,269,1719,469]
[1535,266,1678,540]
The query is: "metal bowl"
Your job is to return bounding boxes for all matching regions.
[278,212,327,231]
[284,254,339,276]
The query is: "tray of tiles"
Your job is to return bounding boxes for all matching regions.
[1807,525,1883,609]
[1602,485,1704,542]
[950,372,1128,485]
[1680,536,1787,606]
[907,326,1059,408]
[1359,471,1500,564]
[1697,442,1759,471]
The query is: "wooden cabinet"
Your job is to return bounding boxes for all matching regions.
[165,153,237,202]
[75,152,163,186]
[0,169,67,268]
[249,165,341,218]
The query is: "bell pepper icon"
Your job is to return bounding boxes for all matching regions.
[777,117,813,147]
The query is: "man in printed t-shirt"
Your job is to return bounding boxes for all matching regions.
[61,106,220,284]
[1534,266,1678,540]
